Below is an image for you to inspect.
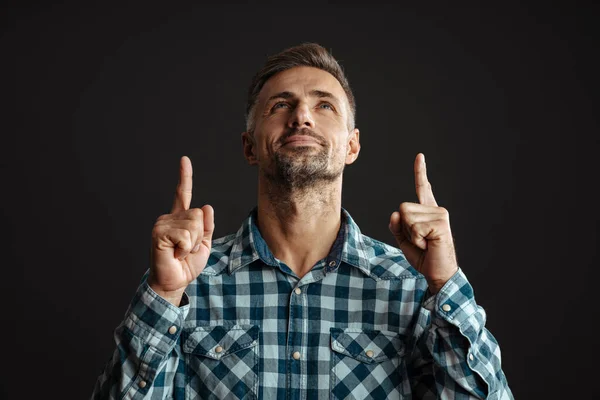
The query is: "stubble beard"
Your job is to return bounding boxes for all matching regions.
[265,144,345,192]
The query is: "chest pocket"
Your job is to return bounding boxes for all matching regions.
[182,324,259,400]
[330,328,408,400]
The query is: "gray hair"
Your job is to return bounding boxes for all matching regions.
[245,43,356,133]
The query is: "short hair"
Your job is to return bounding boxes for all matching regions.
[245,43,356,133]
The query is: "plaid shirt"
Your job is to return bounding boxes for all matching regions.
[92,207,513,399]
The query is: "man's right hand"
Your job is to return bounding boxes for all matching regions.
[148,156,214,306]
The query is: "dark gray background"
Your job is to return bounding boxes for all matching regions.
[1,2,598,399]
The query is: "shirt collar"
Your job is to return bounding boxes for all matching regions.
[227,207,411,280]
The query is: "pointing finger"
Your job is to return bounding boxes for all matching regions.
[414,153,437,206]
[171,156,193,213]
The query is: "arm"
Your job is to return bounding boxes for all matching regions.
[91,279,189,399]
[92,156,214,398]
[408,269,513,399]
[389,154,513,398]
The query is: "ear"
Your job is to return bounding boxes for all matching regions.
[241,131,258,165]
[345,128,361,165]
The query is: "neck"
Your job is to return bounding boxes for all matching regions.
[256,174,343,278]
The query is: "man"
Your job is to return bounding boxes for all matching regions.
[92,43,513,399]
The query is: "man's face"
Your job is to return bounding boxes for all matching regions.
[242,66,360,189]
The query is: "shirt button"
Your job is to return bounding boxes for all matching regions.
[469,353,474,361]
[292,351,301,360]
[442,304,452,312]
[168,326,177,334]
[328,260,337,267]
[365,350,374,358]
[215,345,223,353]
[139,380,147,388]
[294,288,301,295]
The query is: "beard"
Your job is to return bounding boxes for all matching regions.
[264,128,345,191]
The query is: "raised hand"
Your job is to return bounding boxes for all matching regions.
[148,156,215,305]
[388,153,458,294]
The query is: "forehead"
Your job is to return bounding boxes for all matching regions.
[258,66,347,103]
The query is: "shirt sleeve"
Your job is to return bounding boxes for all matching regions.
[91,277,190,400]
[408,268,514,399]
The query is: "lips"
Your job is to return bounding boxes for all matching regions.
[282,135,320,146]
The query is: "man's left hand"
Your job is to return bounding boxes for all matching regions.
[389,153,459,294]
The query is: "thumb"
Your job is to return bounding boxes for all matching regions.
[388,212,406,245]
[201,204,215,247]
[389,211,422,268]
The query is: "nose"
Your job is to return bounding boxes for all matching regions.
[287,102,315,129]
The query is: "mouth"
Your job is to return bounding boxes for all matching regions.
[282,135,320,146]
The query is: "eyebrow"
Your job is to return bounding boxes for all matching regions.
[310,90,338,102]
[267,90,340,104]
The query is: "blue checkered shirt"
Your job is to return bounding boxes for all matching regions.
[92,207,513,399]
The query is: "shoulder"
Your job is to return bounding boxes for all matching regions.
[356,233,422,281]
[202,233,238,276]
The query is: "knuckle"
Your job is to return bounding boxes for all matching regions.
[151,224,164,237]
[398,202,410,214]
[178,236,192,252]
[181,239,192,250]
[170,210,183,220]
[189,208,204,219]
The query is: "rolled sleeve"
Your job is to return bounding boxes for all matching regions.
[117,283,190,399]
[416,268,513,399]
[124,282,190,355]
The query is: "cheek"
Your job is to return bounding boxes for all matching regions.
[261,112,289,131]
[338,143,350,159]
[254,135,278,158]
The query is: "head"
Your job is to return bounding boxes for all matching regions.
[242,43,360,190]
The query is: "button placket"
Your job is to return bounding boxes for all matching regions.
[288,279,307,394]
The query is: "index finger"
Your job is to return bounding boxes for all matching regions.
[171,156,193,213]
[414,153,438,206]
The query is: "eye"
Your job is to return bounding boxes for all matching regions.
[319,102,334,111]
[271,102,290,111]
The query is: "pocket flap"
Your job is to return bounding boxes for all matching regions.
[330,328,405,364]
[183,324,259,360]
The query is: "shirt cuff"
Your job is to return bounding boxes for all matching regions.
[122,281,190,355]
[423,268,485,332]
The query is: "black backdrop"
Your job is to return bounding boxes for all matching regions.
[1,3,598,399]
